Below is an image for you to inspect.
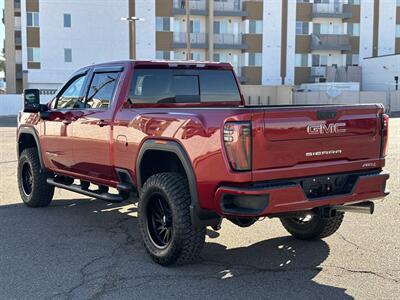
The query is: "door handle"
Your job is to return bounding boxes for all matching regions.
[96,120,109,127]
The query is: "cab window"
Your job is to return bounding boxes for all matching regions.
[56,74,87,109]
[85,72,119,109]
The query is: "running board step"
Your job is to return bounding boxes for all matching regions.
[47,178,125,203]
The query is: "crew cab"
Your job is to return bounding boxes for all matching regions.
[17,60,389,265]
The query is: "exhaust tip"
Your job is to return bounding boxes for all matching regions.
[334,201,375,215]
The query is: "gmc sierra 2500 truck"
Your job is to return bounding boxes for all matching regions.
[17,60,389,265]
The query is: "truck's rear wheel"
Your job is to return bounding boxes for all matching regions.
[17,148,54,207]
[138,172,205,266]
[280,212,344,240]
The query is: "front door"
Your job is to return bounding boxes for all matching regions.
[70,69,121,181]
[41,72,88,172]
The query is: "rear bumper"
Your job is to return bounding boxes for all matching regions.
[214,170,389,217]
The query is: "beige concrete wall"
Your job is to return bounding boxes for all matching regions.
[294,91,389,107]
[241,85,293,105]
[389,91,400,112]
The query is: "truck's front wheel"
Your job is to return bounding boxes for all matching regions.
[280,212,344,240]
[17,148,54,207]
[138,172,206,266]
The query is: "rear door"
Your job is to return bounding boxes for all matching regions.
[69,67,122,181]
[251,105,382,171]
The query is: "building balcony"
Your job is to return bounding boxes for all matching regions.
[173,0,207,15]
[312,3,352,19]
[214,33,247,49]
[311,34,351,51]
[172,32,208,48]
[214,0,247,16]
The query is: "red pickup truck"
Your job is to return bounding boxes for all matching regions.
[17,60,389,265]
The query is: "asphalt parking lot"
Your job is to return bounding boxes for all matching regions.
[0,116,399,299]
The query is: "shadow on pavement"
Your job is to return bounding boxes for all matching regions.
[0,198,352,299]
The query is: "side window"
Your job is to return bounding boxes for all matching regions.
[56,75,87,109]
[85,72,119,109]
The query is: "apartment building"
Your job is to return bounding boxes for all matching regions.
[3,0,400,94]
[3,0,129,94]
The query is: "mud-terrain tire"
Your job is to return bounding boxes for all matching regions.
[17,148,54,207]
[138,172,206,266]
[280,212,344,240]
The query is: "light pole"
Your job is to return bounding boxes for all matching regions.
[186,0,191,60]
[121,17,144,60]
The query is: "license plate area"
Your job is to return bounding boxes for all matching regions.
[301,174,358,199]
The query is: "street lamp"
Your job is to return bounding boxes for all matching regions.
[121,17,145,60]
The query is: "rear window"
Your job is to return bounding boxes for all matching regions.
[129,69,241,103]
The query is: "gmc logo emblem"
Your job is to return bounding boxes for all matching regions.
[307,123,346,135]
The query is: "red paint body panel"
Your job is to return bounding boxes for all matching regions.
[17,60,390,218]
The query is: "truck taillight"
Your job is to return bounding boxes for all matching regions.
[223,122,252,171]
[381,114,389,157]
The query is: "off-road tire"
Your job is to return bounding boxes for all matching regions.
[17,148,54,207]
[138,172,206,266]
[280,212,344,240]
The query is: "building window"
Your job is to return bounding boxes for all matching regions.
[27,12,39,27]
[156,17,170,32]
[214,21,228,34]
[190,52,202,61]
[249,20,262,34]
[64,14,71,28]
[190,20,201,33]
[248,53,262,66]
[295,54,308,67]
[156,51,171,60]
[348,0,360,4]
[14,0,21,9]
[396,25,400,38]
[346,54,359,66]
[296,22,309,35]
[64,48,72,62]
[397,0,400,7]
[14,31,21,46]
[312,54,328,67]
[27,47,40,62]
[347,23,360,36]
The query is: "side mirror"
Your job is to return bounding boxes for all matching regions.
[23,89,41,112]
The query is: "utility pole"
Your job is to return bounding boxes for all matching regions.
[186,0,191,60]
[121,17,144,60]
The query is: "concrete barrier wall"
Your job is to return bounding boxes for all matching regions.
[0,94,53,116]
[241,85,293,105]
[0,95,23,116]
[293,90,396,111]
[389,91,400,112]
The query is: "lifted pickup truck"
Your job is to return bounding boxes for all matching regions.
[17,60,389,265]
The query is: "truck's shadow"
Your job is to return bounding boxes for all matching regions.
[0,198,352,299]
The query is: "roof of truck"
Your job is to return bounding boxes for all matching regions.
[84,60,233,69]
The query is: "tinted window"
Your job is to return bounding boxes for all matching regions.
[199,70,241,102]
[86,72,119,109]
[129,69,240,104]
[56,75,87,109]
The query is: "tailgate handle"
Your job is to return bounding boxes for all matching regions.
[317,110,336,120]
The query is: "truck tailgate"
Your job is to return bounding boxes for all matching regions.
[251,105,383,171]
